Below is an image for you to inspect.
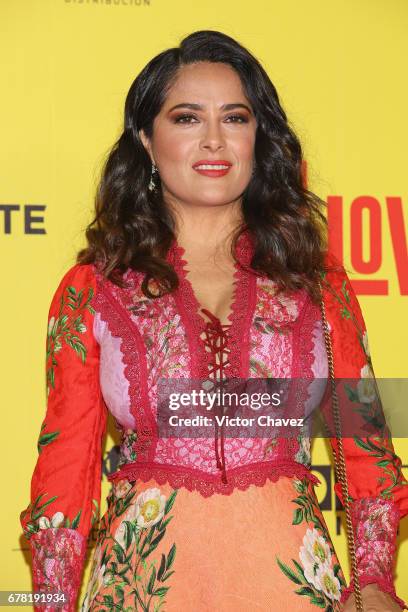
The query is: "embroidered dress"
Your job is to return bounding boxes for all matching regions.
[20,230,408,611]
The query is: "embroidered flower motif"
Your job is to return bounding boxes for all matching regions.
[102,570,115,587]
[295,436,311,467]
[114,487,167,548]
[113,521,127,550]
[314,564,341,601]
[81,545,106,611]
[277,479,346,608]
[263,437,279,459]
[118,429,138,465]
[299,527,332,588]
[113,478,132,499]
[46,283,93,395]
[357,364,377,403]
[276,294,299,318]
[38,511,65,529]
[114,501,138,549]
[81,487,178,610]
[134,487,166,529]
[362,330,370,358]
[47,316,60,347]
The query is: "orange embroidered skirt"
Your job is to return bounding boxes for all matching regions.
[80,475,346,611]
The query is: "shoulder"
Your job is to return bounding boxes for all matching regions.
[51,263,97,294]
[47,262,98,316]
[53,262,97,289]
[322,250,346,282]
[321,250,366,333]
[322,250,357,296]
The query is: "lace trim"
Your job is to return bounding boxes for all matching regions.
[340,497,405,608]
[107,460,321,498]
[284,288,320,460]
[29,528,87,612]
[167,229,258,380]
[292,291,317,380]
[92,266,155,462]
[166,242,206,379]
[222,230,258,378]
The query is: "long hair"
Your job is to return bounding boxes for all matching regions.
[77,29,338,303]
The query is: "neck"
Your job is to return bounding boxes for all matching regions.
[165,196,245,258]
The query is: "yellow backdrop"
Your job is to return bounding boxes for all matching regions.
[1,0,407,608]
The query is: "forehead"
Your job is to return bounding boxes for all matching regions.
[163,62,249,106]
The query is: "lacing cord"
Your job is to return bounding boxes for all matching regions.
[200,307,231,484]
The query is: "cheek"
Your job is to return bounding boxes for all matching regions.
[237,134,256,163]
[158,132,192,164]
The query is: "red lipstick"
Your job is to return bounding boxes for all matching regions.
[192,159,232,178]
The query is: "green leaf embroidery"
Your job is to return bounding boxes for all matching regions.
[37,423,60,453]
[292,507,304,525]
[70,509,82,529]
[275,557,303,585]
[46,284,94,394]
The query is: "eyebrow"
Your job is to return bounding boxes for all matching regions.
[167,102,253,113]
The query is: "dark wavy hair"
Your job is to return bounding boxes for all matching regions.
[77,29,339,303]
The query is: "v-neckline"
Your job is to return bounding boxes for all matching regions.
[166,229,258,379]
[171,249,238,329]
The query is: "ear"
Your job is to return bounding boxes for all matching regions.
[139,129,155,164]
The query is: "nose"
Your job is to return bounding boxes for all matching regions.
[200,120,226,152]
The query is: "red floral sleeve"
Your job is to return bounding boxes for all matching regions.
[322,255,408,609]
[20,263,108,612]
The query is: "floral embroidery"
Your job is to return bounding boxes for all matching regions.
[352,497,399,576]
[294,435,312,469]
[91,498,101,528]
[353,436,408,500]
[321,266,408,498]
[30,527,87,612]
[248,283,300,378]
[356,364,377,404]
[46,284,95,395]
[20,254,408,610]
[38,511,65,529]
[81,484,178,611]
[113,479,133,499]
[276,478,346,610]
[21,493,83,539]
[118,429,138,466]
[37,422,60,453]
[320,272,369,362]
[340,497,407,609]
[299,528,341,600]
[340,368,389,458]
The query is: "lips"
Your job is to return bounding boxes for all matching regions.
[192,159,232,169]
[192,160,232,177]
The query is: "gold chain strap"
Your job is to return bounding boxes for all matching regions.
[318,280,364,611]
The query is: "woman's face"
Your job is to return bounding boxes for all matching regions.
[139,61,257,209]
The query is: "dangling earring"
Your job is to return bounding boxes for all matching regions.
[148,161,159,192]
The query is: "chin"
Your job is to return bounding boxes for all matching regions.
[189,188,242,204]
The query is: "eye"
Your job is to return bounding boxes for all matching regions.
[173,114,198,124]
[173,114,249,124]
[225,115,248,123]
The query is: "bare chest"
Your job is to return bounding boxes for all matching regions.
[183,260,238,327]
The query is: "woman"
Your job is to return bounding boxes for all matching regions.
[20,30,408,611]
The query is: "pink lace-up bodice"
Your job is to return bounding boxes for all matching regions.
[92,230,328,496]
